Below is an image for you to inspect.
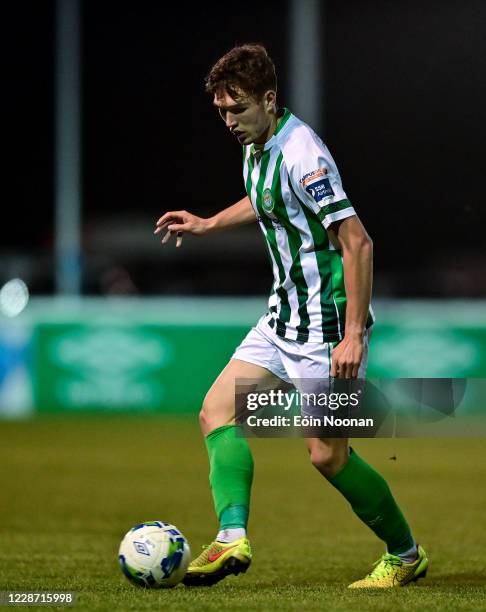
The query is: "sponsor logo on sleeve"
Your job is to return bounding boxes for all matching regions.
[299,167,328,187]
[305,177,334,203]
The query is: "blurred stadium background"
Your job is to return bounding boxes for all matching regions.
[1,1,486,608]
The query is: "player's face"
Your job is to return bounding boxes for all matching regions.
[213,89,276,146]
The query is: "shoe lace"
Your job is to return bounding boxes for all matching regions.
[367,553,402,580]
[190,544,214,568]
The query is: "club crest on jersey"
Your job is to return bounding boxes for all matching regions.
[305,177,334,204]
[262,188,274,213]
[262,188,278,220]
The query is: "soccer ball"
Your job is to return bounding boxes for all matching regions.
[118,521,191,588]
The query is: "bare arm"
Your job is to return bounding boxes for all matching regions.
[206,195,257,232]
[327,215,373,378]
[154,196,256,246]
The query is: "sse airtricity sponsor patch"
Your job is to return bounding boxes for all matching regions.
[305,177,334,204]
[300,167,334,204]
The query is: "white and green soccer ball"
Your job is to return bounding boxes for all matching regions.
[118,521,191,588]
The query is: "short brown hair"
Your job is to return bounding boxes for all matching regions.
[205,44,277,101]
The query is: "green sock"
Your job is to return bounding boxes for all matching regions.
[328,448,414,555]
[205,425,253,530]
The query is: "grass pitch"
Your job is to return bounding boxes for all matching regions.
[0,415,485,611]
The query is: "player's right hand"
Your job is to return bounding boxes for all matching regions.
[154,210,210,247]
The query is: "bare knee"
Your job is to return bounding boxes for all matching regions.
[308,441,348,478]
[198,395,215,434]
[199,392,233,436]
[198,402,211,432]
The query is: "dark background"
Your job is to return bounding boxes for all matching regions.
[4,0,486,296]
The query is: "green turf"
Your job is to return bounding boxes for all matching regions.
[0,415,485,611]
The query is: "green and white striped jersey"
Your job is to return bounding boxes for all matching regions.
[243,107,375,343]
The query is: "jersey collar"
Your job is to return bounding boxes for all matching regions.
[250,107,292,155]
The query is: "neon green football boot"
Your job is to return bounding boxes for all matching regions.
[348,545,428,588]
[183,537,252,587]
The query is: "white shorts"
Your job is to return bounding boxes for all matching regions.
[232,314,370,388]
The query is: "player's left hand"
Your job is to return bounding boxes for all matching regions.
[330,334,364,379]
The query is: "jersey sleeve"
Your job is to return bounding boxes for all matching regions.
[285,128,356,229]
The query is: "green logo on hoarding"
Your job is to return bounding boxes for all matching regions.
[41,326,174,410]
[369,330,481,377]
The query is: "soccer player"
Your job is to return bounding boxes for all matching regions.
[155,44,428,588]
